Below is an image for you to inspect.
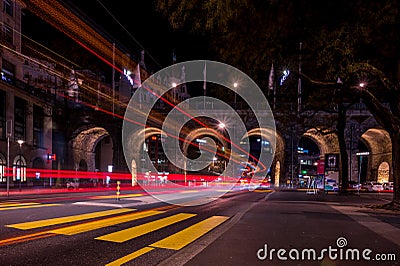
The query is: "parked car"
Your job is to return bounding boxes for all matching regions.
[325,179,339,192]
[382,182,394,191]
[348,181,362,190]
[257,179,271,189]
[66,179,79,189]
[362,181,383,192]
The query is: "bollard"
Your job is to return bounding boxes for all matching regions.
[116,181,121,200]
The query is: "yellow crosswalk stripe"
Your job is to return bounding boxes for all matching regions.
[253,189,272,193]
[49,210,165,235]
[105,247,154,266]
[0,204,60,211]
[0,202,40,208]
[150,215,229,250]
[96,213,197,243]
[6,208,135,230]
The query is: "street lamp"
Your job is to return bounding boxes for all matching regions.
[17,139,24,192]
[233,82,238,108]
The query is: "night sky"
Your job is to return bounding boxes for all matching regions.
[59,0,209,71]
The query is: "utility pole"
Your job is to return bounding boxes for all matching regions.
[297,42,302,116]
[6,120,12,196]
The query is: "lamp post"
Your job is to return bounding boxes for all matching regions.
[233,82,238,109]
[6,119,12,196]
[17,139,24,192]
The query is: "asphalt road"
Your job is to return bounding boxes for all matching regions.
[0,189,399,266]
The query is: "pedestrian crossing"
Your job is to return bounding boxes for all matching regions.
[95,213,196,243]
[5,207,230,264]
[6,208,135,230]
[0,201,60,211]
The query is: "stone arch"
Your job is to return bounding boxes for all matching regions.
[377,161,390,183]
[246,127,281,183]
[360,128,392,181]
[182,128,229,156]
[274,161,281,187]
[71,126,111,171]
[12,155,27,182]
[79,159,88,171]
[303,128,339,156]
[124,127,167,173]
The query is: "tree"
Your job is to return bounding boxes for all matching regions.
[155,0,400,203]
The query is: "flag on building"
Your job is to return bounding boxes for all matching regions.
[268,63,275,91]
[132,63,141,88]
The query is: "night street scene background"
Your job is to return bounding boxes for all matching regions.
[0,1,399,265]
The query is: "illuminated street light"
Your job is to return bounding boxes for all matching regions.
[218,122,226,129]
[233,82,238,108]
[359,82,366,88]
[172,82,177,87]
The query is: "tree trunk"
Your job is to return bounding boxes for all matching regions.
[337,102,349,191]
[391,131,400,203]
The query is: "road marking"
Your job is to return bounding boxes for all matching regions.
[0,202,40,208]
[150,215,229,250]
[6,208,135,230]
[49,210,165,235]
[0,204,60,211]
[91,193,144,199]
[253,189,272,193]
[72,202,141,208]
[105,247,154,266]
[0,231,56,247]
[96,213,197,243]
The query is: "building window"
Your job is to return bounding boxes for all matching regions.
[14,97,26,141]
[0,153,5,183]
[0,90,5,139]
[2,23,13,45]
[2,59,15,84]
[3,0,13,17]
[33,105,43,147]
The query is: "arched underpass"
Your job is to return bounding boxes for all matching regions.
[360,128,392,182]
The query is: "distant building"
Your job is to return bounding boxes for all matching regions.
[0,0,53,187]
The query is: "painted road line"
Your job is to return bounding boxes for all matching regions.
[72,202,139,208]
[105,247,154,266]
[180,190,199,193]
[6,208,135,230]
[0,231,56,247]
[253,189,272,193]
[0,202,40,208]
[90,194,144,199]
[150,215,230,250]
[49,210,165,235]
[0,204,60,211]
[96,213,197,243]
